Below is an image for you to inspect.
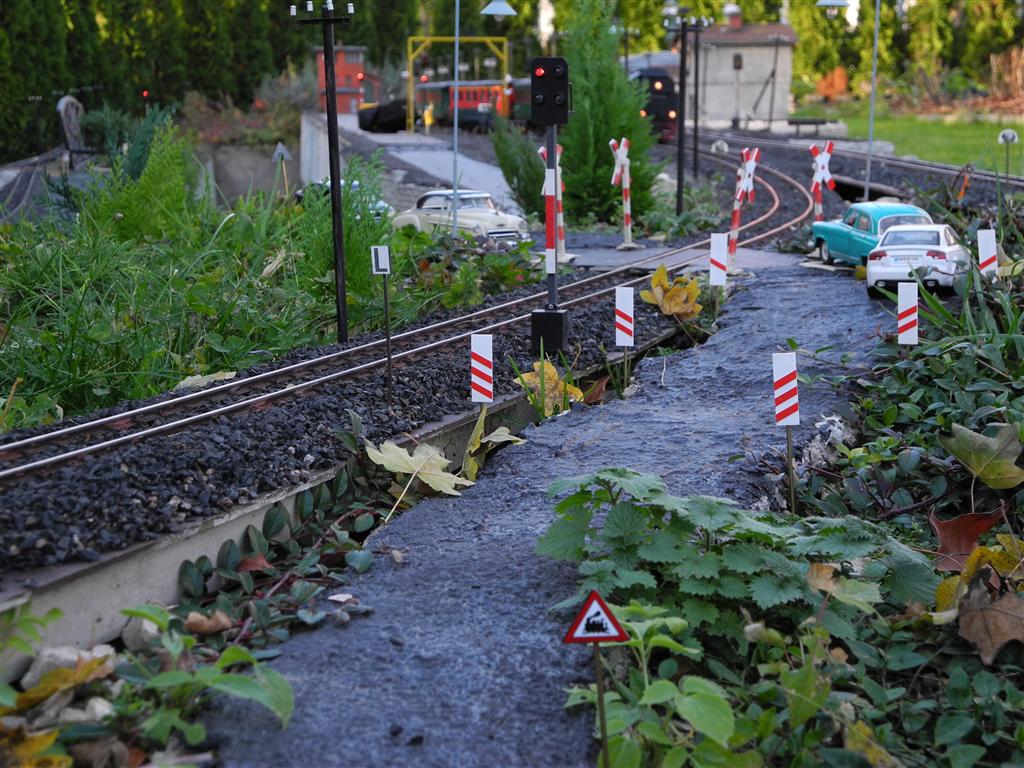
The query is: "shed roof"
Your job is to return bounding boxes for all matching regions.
[699,22,797,46]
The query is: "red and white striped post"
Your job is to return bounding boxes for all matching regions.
[615,287,634,347]
[978,228,998,277]
[897,283,919,346]
[543,165,558,275]
[539,143,566,263]
[773,351,799,513]
[470,334,494,403]
[615,286,634,389]
[709,233,728,287]
[610,138,643,251]
[728,147,760,256]
[808,141,836,222]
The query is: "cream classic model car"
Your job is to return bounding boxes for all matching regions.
[391,190,529,243]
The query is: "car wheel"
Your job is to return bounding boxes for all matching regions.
[866,283,882,299]
[819,240,834,265]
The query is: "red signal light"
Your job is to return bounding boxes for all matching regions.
[420,74,428,82]
[534,66,545,77]
[357,72,364,81]
[142,89,149,98]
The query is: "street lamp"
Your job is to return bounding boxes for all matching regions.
[449,0,517,238]
[292,0,356,344]
[816,0,877,202]
[662,3,688,216]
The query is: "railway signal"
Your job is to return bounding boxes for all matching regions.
[531,57,571,354]
[530,57,569,126]
[809,141,836,222]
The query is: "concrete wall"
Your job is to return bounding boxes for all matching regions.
[690,43,793,125]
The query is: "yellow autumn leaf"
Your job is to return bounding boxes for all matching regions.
[365,440,473,496]
[0,725,72,768]
[997,534,1024,562]
[14,656,110,712]
[638,289,658,305]
[651,263,671,291]
[516,360,584,417]
[933,545,1023,612]
[638,264,702,323]
[935,576,964,612]
[844,721,901,767]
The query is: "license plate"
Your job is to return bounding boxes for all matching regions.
[893,257,921,264]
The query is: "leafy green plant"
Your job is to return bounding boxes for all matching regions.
[0,605,64,708]
[490,116,545,220]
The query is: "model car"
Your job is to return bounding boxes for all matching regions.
[294,179,394,220]
[391,189,529,243]
[866,224,969,296]
[812,202,933,266]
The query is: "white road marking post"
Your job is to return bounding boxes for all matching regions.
[564,590,629,768]
[808,141,836,222]
[615,287,634,391]
[610,138,643,251]
[470,334,494,403]
[897,282,919,347]
[538,144,567,262]
[371,245,394,408]
[773,351,800,514]
[977,228,998,277]
[728,147,760,256]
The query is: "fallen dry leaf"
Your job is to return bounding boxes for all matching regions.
[959,569,1024,665]
[237,554,273,573]
[583,375,610,405]
[184,611,232,636]
[391,549,405,565]
[327,593,357,605]
[829,646,849,664]
[69,736,132,768]
[929,507,1003,572]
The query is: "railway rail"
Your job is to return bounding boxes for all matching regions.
[699,128,1024,190]
[0,153,813,483]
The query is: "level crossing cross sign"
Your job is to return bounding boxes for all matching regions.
[563,591,628,644]
[735,147,760,203]
[809,141,836,221]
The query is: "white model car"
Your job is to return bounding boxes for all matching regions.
[392,190,529,244]
[866,224,969,296]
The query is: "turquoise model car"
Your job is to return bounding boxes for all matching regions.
[811,202,932,266]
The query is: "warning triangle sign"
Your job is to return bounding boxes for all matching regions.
[563,590,628,644]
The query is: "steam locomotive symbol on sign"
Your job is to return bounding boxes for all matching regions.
[584,611,609,634]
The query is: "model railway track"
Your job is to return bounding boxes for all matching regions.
[0,155,812,482]
[698,128,1024,190]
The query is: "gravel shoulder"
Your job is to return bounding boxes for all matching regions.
[204,253,892,767]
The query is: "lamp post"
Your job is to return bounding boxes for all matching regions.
[662,3,689,216]
[447,0,517,238]
[291,0,356,344]
[690,17,709,179]
[816,0,876,202]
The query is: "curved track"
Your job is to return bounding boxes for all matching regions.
[0,153,813,482]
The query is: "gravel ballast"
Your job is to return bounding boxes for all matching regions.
[202,253,892,767]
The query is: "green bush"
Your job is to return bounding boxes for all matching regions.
[558,0,659,225]
[491,116,545,220]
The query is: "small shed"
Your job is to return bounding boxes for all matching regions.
[314,45,381,113]
[627,5,797,130]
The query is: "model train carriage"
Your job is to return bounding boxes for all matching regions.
[414,80,509,129]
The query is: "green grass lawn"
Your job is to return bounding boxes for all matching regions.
[793,102,1024,175]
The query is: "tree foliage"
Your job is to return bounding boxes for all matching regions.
[557,0,658,225]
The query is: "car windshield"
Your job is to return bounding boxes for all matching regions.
[458,196,496,211]
[881,230,939,246]
[878,214,931,234]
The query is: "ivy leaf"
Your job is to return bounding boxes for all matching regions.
[938,423,1024,489]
